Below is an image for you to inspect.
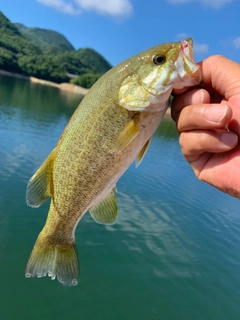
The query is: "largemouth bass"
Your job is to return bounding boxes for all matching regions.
[25,38,201,286]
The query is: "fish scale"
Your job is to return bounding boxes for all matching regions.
[25,38,201,286]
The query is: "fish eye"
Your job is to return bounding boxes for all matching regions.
[152,54,166,65]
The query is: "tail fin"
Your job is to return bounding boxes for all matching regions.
[25,236,79,287]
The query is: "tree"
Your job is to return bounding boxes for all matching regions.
[70,73,102,88]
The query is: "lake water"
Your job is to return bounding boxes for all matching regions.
[0,75,240,320]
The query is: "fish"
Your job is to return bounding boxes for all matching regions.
[25,38,201,286]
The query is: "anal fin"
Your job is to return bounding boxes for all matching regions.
[136,138,151,167]
[89,188,118,225]
[26,148,57,208]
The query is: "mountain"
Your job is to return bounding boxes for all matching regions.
[0,12,42,74]
[0,12,112,86]
[74,48,112,74]
[14,23,75,52]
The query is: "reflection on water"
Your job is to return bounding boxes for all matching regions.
[0,75,81,116]
[1,75,240,320]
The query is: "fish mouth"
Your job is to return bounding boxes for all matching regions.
[180,38,195,62]
[175,38,202,86]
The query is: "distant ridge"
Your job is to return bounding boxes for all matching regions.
[0,11,112,87]
[14,23,75,52]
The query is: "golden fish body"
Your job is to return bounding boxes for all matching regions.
[25,38,201,286]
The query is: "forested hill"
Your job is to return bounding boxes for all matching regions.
[14,23,75,52]
[0,12,112,87]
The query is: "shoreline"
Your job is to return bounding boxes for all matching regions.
[0,69,172,117]
[0,69,89,96]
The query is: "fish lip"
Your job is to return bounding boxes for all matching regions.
[139,38,201,96]
[180,38,195,62]
[176,38,202,85]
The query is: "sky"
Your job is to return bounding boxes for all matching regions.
[1,0,240,66]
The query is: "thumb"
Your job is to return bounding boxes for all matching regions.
[200,55,240,99]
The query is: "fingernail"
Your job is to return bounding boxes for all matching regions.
[220,132,238,147]
[194,89,205,104]
[205,105,228,123]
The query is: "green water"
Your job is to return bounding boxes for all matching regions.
[0,75,240,320]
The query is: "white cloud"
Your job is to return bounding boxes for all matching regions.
[166,0,232,9]
[37,0,80,15]
[175,34,208,53]
[232,36,240,49]
[194,43,209,53]
[202,0,232,8]
[176,33,188,40]
[75,0,133,17]
[37,0,133,17]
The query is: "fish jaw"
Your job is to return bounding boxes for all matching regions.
[119,38,201,112]
[172,38,201,89]
[142,38,201,94]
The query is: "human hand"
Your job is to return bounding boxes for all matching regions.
[171,55,240,198]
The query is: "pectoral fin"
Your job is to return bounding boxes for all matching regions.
[136,138,151,167]
[89,188,118,225]
[113,118,140,153]
[26,148,57,208]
